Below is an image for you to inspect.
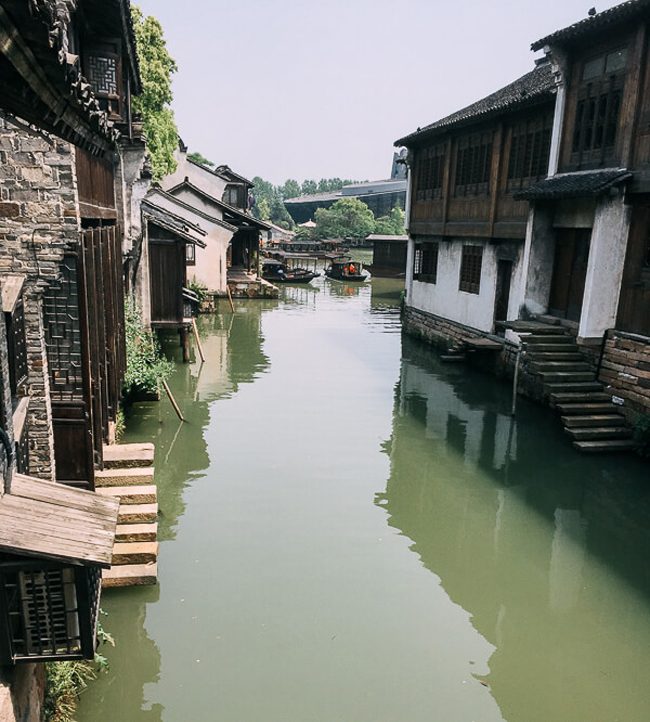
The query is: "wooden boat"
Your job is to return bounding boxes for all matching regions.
[261,259,319,283]
[324,258,368,281]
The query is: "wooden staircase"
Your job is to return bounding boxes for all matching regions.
[521,329,635,453]
[98,443,159,587]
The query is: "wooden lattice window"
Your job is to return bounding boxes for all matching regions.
[414,242,439,283]
[507,120,552,190]
[455,133,493,196]
[415,144,446,200]
[5,296,27,398]
[223,185,244,208]
[571,49,627,164]
[84,40,123,120]
[459,245,483,294]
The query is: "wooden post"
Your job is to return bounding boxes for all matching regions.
[191,318,205,362]
[227,285,235,313]
[162,379,185,422]
[180,327,190,363]
[511,341,522,417]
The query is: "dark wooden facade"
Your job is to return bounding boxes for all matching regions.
[149,227,187,327]
[409,103,555,241]
[43,227,126,488]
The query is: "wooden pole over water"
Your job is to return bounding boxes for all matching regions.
[511,340,523,417]
[191,317,206,362]
[227,286,235,313]
[163,379,185,422]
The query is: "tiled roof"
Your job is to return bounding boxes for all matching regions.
[513,169,632,200]
[395,63,555,146]
[532,0,650,51]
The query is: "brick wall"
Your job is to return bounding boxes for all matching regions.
[0,112,82,479]
[599,332,650,418]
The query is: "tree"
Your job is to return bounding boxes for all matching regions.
[301,179,317,195]
[314,198,376,242]
[187,151,214,167]
[281,179,301,200]
[256,198,271,221]
[374,205,406,235]
[131,6,179,180]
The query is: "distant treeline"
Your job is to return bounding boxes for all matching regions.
[251,177,365,229]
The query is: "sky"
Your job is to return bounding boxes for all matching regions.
[135,0,624,185]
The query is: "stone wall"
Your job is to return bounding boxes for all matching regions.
[0,665,44,722]
[0,112,81,479]
[599,332,650,418]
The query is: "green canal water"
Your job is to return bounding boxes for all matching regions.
[78,263,650,721]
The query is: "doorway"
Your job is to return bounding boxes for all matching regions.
[548,228,591,322]
[494,259,513,334]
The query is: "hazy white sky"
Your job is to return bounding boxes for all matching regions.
[135,0,622,185]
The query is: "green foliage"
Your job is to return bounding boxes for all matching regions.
[632,414,650,458]
[281,179,301,200]
[187,276,208,304]
[256,198,271,221]
[313,197,376,241]
[187,151,214,167]
[131,7,179,180]
[124,295,175,400]
[374,204,406,235]
[43,614,114,722]
[114,406,125,441]
[301,179,317,195]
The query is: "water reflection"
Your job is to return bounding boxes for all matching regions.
[378,335,650,721]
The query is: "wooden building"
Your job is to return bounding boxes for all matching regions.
[396,61,556,335]
[366,235,409,277]
[397,0,650,434]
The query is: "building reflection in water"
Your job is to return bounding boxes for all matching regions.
[377,336,650,721]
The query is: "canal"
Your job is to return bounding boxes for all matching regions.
[78,263,650,721]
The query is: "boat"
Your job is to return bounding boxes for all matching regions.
[261,259,319,283]
[324,258,368,281]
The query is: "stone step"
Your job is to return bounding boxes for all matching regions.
[555,402,617,415]
[117,503,158,524]
[565,426,632,441]
[561,414,626,428]
[523,335,574,345]
[103,443,154,469]
[115,523,158,543]
[540,371,595,383]
[525,352,585,361]
[530,361,593,373]
[550,391,612,403]
[94,467,155,487]
[573,439,637,453]
[523,343,579,353]
[111,541,159,565]
[545,381,604,393]
[96,485,157,505]
[102,563,158,588]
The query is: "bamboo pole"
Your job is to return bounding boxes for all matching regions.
[191,317,205,362]
[511,341,522,417]
[226,285,235,313]
[162,379,185,422]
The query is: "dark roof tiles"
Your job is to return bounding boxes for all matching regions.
[395,63,555,146]
[513,169,632,200]
[532,0,650,50]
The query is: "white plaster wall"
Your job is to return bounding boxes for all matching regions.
[171,186,224,218]
[193,225,233,293]
[522,205,557,317]
[161,150,228,200]
[579,193,631,340]
[408,239,525,334]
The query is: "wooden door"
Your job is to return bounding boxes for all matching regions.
[494,259,513,332]
[617,203,650,336]
[548,229,591,322]
[149,239,184,324]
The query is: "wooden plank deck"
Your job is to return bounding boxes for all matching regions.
[0,474,120,568]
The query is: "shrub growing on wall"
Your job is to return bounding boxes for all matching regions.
[124,295,175,401]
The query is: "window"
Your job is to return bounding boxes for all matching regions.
[223,185,243,207]
[459,245,483,294]
[4,289,27,398]
[455,133,493,196]
[185,243,195,265]
[507,119,552,190]
[413,242,439,283]
[85,41,123,120]
[571,48,627,163]
[415,144,446,200]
